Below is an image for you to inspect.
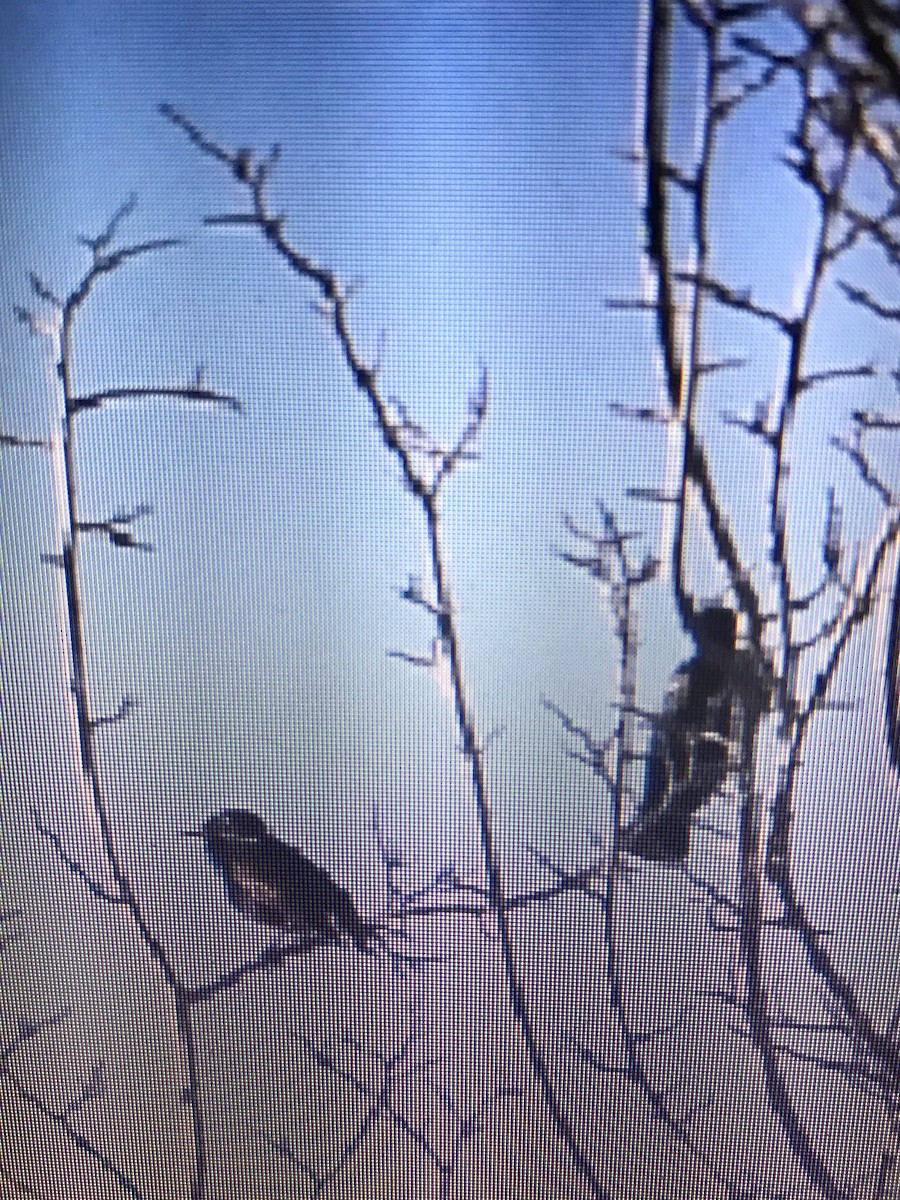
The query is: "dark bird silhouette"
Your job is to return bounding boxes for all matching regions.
[623,606,737,863]
[185,808,375,951]
[622,799,692,863]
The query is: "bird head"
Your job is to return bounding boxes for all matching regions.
[184,808,269,850]
[694,606,736,655]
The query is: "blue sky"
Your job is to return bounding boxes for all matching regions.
[1,0,651,917]
[1,0,897,960]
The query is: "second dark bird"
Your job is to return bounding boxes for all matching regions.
[623,606,737,863]
[185,807,375,951]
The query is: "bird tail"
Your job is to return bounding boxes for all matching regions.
[336,895,379,953]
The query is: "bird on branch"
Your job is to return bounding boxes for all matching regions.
[623,606,737,863]
[185,808,376,951]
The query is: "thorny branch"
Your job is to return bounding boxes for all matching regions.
[9,198,240,1200]
[162,101,610,1200]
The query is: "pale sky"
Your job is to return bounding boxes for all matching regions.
[1,0,897,1009]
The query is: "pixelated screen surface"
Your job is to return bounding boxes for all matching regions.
[2,3,899,1197]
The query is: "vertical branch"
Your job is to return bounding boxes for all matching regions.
[671,6,721,625]
[736,693,850,1200]
[768,510,900,1097]
[644,0,683,411]
[56,248,209,1200]
[12,208,237,1200]
[644,0,732,631]
[767,71,857,711]
[425,493,610,1197]
[745,9,900,1115]
[640,0,772,655]
[162,106,610,1200]
[886,551,900,770]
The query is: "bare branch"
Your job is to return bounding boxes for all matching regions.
[77,193,138,255]
[77,507,154,554]
[163,103,609,1197]
[887,552,900,770]
[838,280,900,321]
[70,384,241,414]
[0,429,48,449]
[31,807,122,905]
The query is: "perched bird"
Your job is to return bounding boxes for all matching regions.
[621,799,692,863]
[623,606,737,863]
[185,808,375,951]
